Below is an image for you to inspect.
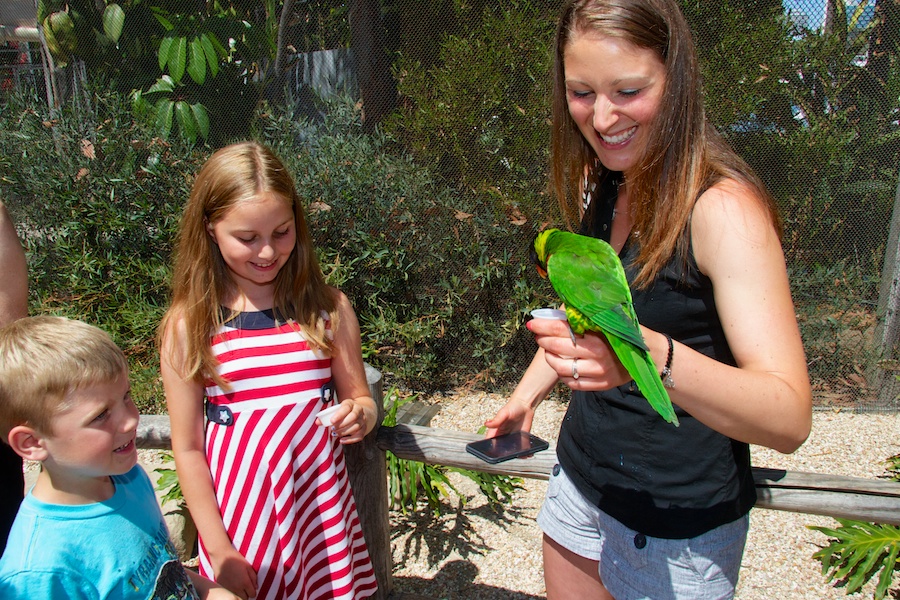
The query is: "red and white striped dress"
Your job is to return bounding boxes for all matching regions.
[201,309,377,600]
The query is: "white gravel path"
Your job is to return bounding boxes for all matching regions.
[389,393,900,600]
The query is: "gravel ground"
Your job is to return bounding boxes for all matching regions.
[389,392,900,600]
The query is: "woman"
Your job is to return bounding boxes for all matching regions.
[485,1,812,598]
[0,200,28,555]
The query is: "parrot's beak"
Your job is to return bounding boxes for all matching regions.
[529,243,548,278]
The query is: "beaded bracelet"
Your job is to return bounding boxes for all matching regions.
[660,333,675,389]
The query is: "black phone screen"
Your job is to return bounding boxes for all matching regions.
[465,431,550,464]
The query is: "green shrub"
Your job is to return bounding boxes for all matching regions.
[383,0,558,224]
[255,97,554,391]
[0,87,205,412]
[809,454,900,599]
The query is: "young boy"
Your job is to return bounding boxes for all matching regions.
[0,316,238,599]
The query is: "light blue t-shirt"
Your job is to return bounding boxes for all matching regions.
[0,464,199,599]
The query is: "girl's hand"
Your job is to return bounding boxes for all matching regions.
[325,398,375,444]
[210,547,257,600]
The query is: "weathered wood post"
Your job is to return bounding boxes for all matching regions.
[343,363,392,599]
[875,170,900,407]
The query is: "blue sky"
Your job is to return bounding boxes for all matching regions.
[783,0,826,28]
[783,0,875,30]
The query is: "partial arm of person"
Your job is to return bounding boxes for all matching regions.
[484,344,561,437]
[326,289,377,444]
[535,181,812,453]
[160,318,258,600]
[0,201,28,326]
[187,570,241,600]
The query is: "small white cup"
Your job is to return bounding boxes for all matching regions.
[316,404,342,427]
[530,308,567,320]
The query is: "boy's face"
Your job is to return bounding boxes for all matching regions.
[41,373,139,480]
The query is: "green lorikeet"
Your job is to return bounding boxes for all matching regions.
[532,228,679,426]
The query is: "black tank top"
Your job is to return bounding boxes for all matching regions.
[556,170,756,539]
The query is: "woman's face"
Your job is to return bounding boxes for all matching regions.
[563,31,667,176]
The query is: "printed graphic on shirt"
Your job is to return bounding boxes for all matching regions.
[150,560,200,600]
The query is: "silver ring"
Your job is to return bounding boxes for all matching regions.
[571,359,579,380]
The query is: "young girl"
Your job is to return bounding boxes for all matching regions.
[487,0,812,598]
[160,141,378,600]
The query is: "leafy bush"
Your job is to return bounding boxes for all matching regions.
[0,87,205,412]
[384,0,558,223]
[721,2,900,272]
[255,96,553,390]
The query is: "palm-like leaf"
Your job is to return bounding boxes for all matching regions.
[809,454,900,599]
[810,517,900,598]
[383,389,522,516]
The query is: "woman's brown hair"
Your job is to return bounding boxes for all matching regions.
[550,0,781,287]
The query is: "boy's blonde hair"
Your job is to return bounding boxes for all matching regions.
[0,316,128,440]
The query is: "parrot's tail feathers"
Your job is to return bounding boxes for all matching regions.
[609,338,679,426]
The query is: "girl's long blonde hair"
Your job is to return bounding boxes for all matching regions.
[551,0,781,287]
[159,141,336,387]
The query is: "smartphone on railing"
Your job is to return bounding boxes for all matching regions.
[465,431,550,464]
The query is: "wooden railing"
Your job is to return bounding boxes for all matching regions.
[137,366,900,600]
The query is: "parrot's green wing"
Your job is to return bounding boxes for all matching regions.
[543,232,679,426]
[545,236,645,348]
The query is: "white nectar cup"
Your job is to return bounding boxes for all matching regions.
[316,404,342,427]
[530,308,567,320]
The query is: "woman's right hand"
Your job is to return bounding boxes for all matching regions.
[484,336,563,439]
[484,398,535,438]
[211,547,258,600]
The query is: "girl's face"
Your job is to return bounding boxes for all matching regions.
[563,31,667,176]
[207,192,297,305]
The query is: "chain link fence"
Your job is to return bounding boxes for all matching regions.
[1,0,898,411]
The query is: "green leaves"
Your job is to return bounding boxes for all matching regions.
[809,519,900,599]
[134,90,209,144]
[157,35,186,83]
[383,389,522,516]
[140,31,224,143]
[157,32,225,86]
[187,38,207,84]
[809,454,900,599]
[102,3,125,44]
[39,2,127,67]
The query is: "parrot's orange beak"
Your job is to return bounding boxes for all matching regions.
[529,240,548,278]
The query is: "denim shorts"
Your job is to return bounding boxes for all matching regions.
[537,464,749,600]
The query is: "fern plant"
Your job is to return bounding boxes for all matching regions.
[809,454,900,599]
[383,388,523,516]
